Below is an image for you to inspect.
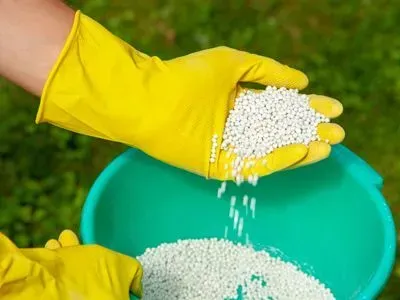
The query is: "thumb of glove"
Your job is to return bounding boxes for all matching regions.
[233,49,309,89]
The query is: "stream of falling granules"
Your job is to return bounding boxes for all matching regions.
[213,86,330,243]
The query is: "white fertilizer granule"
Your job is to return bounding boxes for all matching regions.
[137,239,335,300]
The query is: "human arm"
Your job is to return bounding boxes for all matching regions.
[0,0,74,96]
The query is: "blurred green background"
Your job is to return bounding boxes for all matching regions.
[0,0,399,298]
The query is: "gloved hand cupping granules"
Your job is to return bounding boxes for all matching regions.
[36,11,344,181]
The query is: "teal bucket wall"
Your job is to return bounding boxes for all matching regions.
[81,145,396,299]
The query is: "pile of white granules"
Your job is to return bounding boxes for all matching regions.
[137,87,335,299]
[138,239,335,300]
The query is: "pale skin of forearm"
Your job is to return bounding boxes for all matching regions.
[0,0,75,96]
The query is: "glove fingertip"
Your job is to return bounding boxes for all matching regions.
[45,239,61,250]
[317,123,345,145]
[309,95,343,118]
[260,58,309,90]
[270,144,308,170]
[240,54,309,90]
[288,68,309,90]
[289,141,331,169]
[58,229,80,247]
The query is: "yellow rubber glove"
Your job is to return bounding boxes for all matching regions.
[0,230,143,300]
[37,11,344,180]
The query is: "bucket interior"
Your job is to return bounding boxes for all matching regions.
[82,147,394,299]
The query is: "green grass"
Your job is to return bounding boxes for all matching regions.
[0,0,399,298]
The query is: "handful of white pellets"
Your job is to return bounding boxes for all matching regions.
[213,86,330,182]
[223,86,329,158]
[137,86,335,299]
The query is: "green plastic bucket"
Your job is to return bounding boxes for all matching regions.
[80,145,396,299]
